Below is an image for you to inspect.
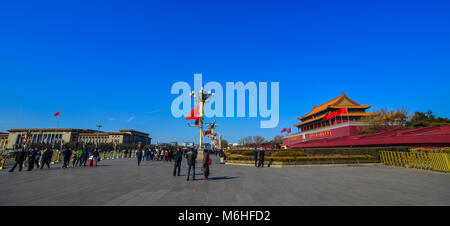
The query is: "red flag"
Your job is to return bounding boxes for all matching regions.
[54,109,61,117]
[323,108,347,121]
[287,128,291,134]
[185,105,199,120]
[281,128,287,133]
[205,129,212,135]
[19,136,25,140]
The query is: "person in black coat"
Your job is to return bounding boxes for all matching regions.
[80,149,89,166]
[62,148,72,168]
[257,149,265,168]
[186,148,196,181]
[253,148,258,167]
[202,150,210,180]
[40,148,53,169]
[173,148,183,176]
[9,149,27,172]
[136,148,143,166]
[27,148,39,171]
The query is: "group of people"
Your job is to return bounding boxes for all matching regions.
[8,148,53,172]
[253,147,266,167]
[6,145,218,182]
[64,148,100,168]
[135,147,213,181]
[7,147,102,172]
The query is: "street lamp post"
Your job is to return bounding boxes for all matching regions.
[206,120,218,150]
[188,87,214,160]
[96,125,102,151]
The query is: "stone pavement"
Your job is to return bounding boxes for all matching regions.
[0,157,449,206]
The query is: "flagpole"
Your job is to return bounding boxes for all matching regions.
[346,107,350,125]
[53,109,61,149]
[53,114,60,149]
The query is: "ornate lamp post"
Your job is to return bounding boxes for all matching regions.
[206,120,218,150]
[188,87,214,160]
[96,125,102,151]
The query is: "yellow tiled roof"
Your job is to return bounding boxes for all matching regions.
[294,112,375,127]
[298,92,370,120]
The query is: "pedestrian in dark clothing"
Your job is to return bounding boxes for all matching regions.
[137,148,143,166]
[80,149,89,166]
[72,152,78,167]
[92,149,99,167]
[258,149,265,168]
[40,148,53,169]
[27,148,39,171]
[186,148,196,181]
[150,149,154,160]
[253,148,258,167]
[146,149,151,161]
[173,148,183,176]
[9,149,27,172]
[34,149,41,169]
[63,148,72,168]
[202,150,210,180]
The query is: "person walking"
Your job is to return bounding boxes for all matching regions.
[34,149,41,169]
[80,148,89,166]
[92,149,99,167]
[253,147,258,167]
[136,148,143,166]
[9,149,27,172]
[71,151,78,167]
[74,149,82,166]
[202,150,210,180]
[62,148,72,168]
[27,148,39,171]
[173,148,182,176]
[146,149,150,161]
[186,148,196,181]
[40,148,53,169]
[150,149,154,160]
[257,148,265,168]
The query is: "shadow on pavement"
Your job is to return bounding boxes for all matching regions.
[202,176,239,181]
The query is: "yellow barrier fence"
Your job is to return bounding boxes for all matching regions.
[380,151,450,172]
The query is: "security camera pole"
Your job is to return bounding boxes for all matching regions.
[189,87,214,161]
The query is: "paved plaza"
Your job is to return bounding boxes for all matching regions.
[0,157,449,206]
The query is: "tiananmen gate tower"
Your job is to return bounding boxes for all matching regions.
[282,92,450,149]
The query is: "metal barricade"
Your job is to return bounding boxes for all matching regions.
[380,151,450,172]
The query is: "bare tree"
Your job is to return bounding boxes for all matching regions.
[253,136,266,146]
[363,107,409,131]
[272,135,283,149]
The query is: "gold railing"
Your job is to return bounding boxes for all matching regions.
[380,151,450,172]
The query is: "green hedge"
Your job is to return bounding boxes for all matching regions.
[271,151,306,157]
[228,146,411,160]
[411,147,450,154]
[227,154,376,162]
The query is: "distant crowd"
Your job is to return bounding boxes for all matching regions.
[4,146,227,181]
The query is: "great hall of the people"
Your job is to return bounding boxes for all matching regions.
[0,128,151,150]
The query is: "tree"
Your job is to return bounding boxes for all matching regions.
[406,110,450,128]
[238,136,253,146]
[271,135,283,149]
[253,136,266,146]
[221,139,229,148]
[362,107,409,131]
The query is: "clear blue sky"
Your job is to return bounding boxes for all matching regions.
[1,0,449,143]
